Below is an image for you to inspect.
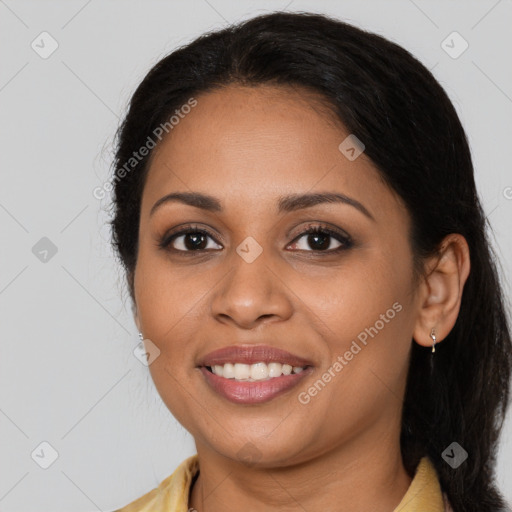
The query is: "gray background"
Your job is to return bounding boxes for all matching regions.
[0,0,511,510]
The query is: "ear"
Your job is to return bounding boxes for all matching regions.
[412,233,471,348]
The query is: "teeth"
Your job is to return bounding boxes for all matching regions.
[282,364,292,375]
[209,362,307,380]
[268,362,282,378]
[234,363,250,380]
[250,362,268,380]
[223,363,235,379]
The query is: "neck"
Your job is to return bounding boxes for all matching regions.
[189,426,412,512]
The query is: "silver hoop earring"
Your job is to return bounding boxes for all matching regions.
[138,332,143,341]
[430,328,437,353]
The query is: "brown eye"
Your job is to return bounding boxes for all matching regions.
[159,226,222,253]
[288,225,352,253]
[158,223,352,256]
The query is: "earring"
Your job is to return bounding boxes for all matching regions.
[430,328,436,353]
[138,332,143,341]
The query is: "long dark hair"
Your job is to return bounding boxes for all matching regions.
[109,11,512,511]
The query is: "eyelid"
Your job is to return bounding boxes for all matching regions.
[289,221,352,242]
[286,223,352,252]
[157,224,222,251]
[158,221,353,254]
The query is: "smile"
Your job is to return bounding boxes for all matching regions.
[207,361,306,381]
[200,364,314,404]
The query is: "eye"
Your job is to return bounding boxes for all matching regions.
[287,224,352,253]
[158,224,222,253]
[158,222,353,255]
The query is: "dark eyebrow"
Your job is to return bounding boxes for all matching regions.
[277,192,374,221]
[150,191,375,221]
[150,192,222,216]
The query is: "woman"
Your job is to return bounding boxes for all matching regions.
[111,11,512,512]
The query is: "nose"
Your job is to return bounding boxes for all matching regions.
[210,247,293,329]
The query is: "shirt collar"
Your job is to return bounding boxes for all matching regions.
[392,456,447,512]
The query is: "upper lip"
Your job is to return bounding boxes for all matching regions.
[198,344,314,368]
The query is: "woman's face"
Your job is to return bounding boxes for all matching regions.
[133,84,421,467]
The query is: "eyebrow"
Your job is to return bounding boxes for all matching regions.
[150,191,375,221]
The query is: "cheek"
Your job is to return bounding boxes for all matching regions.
[292,247,408,330]
[300,241,414,380]
[134,254,205,427]
[297,286,412,441]
[134,245,203,341]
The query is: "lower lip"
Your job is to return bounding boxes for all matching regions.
[199,366,314,404]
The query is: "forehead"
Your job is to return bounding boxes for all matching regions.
[141,84,402,219]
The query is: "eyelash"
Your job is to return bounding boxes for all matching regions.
[158,223,353,255]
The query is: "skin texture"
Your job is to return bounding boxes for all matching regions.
[133,84,470,511]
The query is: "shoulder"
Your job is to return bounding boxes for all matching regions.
[113,454,199,512]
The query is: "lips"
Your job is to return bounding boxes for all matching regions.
[200,366,314,404]
[197,344,314,368]
[197,344,315,404]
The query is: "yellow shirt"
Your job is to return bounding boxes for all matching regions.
[114,454,451,512]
